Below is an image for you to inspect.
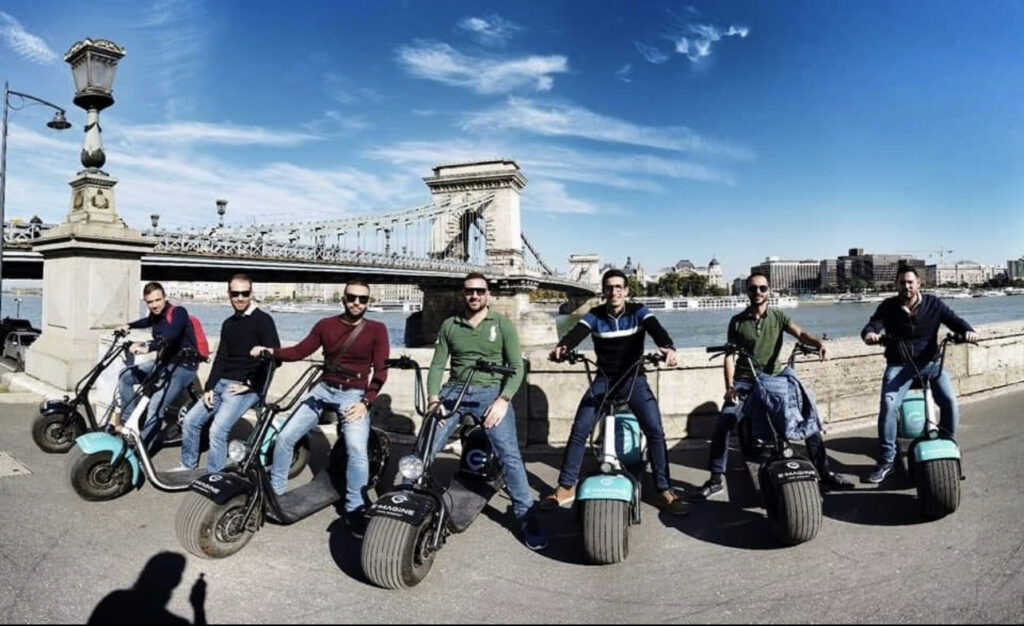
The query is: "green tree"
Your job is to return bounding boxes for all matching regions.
[627,276,645,299]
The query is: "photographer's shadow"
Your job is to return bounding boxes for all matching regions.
[87,551,206,625]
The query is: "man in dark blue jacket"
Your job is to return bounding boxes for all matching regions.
[115,282,201,451]
[861,267,978,483]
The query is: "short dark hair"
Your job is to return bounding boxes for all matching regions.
[228,273,252,286]
[345,277,370,292]
[746,272,769,287]
[464,272,489,288]
[602,269,628,288]
[142,282,165,297]
[897,265,920,279]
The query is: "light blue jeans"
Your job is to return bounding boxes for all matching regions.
[428,385,535,520]
[271,382,368,513]
[877,362,960,463]
[180,379,259,472]
[118,359,198,451]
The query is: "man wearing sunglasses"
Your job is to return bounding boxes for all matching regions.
[691,273,853,500]
[544,268,689,515]
[424,273,547,551]
[172,274,279,474]
[250,277,389,537]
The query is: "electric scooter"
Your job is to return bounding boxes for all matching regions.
[33,329,199,453]
[886,333,968,518]
[553,350,664,565]
[176,357,390,559]
[706,342,825,546]
[360,356,514,589]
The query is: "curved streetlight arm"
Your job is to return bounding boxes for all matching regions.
[6,89,69,116]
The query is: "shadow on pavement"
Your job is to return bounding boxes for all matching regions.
[822,490,930,527]
[87,551,207,625]
[327,518,371,587]
[658,501,784,551]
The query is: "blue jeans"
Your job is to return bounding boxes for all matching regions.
[557,376,673,493]
[429,385,535,520]
[707,380,832,475]
[118,359,198,451]
[877,362,959,463]
[180,379,259,472]
[271,383,368,513]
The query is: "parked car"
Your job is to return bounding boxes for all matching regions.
[4,329,40,366]
[0,317,35,347]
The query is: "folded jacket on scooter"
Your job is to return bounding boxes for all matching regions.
[749,366,821,442]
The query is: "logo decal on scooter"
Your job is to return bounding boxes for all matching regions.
[466,449,488,472]
[786,462,800,470]
[600,477,614,486]
[208,474,223,482]
[390,494,409,504]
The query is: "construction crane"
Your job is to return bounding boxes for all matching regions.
[903,246,954,264]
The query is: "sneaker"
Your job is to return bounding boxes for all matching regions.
[166,464,193,473]
[654,489,690,516]
[345,509,368,539]
[538,485,576,511]
[868,462,894,484]
[687,480,725,502]
[519,515,548,551]
[819,472,855,491]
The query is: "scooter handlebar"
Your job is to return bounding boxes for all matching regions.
[385,355,420,370]
[474,359,517,377]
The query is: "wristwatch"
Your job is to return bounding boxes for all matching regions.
[360,398,373,410]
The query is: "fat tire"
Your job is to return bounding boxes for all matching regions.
[176,492,255,559]
[361,515,436,589]
[32,412,86,453]
[65,447,133,501]
[771,479,822,546]
[580,499,630,565]
[917,458,961,519]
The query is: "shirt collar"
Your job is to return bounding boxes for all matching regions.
[456,309,495,326]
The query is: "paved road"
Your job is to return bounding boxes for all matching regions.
[0,391,1022,624]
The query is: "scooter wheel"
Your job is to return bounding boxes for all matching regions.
[176,492,255,559]
[32,412,86,453]
[361,515,436,589]
[65,447,133,501]
[769,479,822,546]
[916,459,960,519]
[580,499,630,565]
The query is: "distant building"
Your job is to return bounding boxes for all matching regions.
[1008,257,1024,281]
[926,262,1005,287]
[600,256,646,285]
[732,275,748,296]
[749,257,820,293]
[647,257,725,290]
[819,259,838,289]
[833,248,925,287]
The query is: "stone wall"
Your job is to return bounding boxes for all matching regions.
[195,320,1024,445]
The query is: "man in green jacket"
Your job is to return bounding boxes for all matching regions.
[425,272,547,551]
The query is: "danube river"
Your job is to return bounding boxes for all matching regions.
[5,293,1023,349]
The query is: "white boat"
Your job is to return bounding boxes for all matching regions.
[368,300,423,313]
[633,295,797,311]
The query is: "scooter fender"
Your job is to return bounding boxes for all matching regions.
[74,432,141,486]
[366,490,437,526]
[761,458,818,489]
[39,398,76,417]
[577,473,634,503]
[188,472,254,505]
[912,438,961,463]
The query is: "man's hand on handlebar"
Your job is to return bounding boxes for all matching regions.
[964,331,979,344]
[549,345,568,362]
[863,332,882,346]
[249,346,273,358]
[483,396,509,429]
[129,342,150,356]
[816,344,828,361]
[658,346,678,367]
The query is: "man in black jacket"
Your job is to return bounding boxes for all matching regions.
[861,267,977,483]
[172,274,279,472]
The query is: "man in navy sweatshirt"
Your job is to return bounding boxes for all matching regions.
[116,282,201,451]
[861,266,978,483]
[172,274,279,473]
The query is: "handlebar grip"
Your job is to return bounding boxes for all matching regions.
[706,345,731,354]
[385,356,419,369]
[475,359,517,376]
[797,343,821,354]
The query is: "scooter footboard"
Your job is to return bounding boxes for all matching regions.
[75,432,141,485]
[189,472,253,505]
[577,473,635,503]
[445,474,496,533]
[367,489,438,527]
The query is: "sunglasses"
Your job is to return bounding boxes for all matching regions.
[229,290,251,298]
[345,294,370,304]
[747,285,770,293]
[603,284,627,293]
[463,288,488,296]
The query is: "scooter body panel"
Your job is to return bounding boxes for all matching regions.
[577,473,635,503]
[188,471,254,505]
[458,426,502,482]
[614,413,645,469]
[913,438,962,463]
[367,489,438,527]
[898,390,928,439]
[759,457,818,490]
[74,432,141,486]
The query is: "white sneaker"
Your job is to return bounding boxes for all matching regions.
[166,464,192,473]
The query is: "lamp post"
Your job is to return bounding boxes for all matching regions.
[1,82,72,319]
[14,297,22,317]
[150,213,160,229]
[216,199,227,228]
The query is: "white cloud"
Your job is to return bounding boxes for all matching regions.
[673,22,749,63]
[461,98,754,160]
[633,40,669,64]
[615,64,633,83]
[119,122,324,146]
[302,111,370,137]
[397,41,568,94]
[0,11,58,64]
[457,15,521,46]
[323,73,382,105]
[524,179,597,214]
[131,0,207,119]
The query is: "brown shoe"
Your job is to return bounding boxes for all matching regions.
[654,489,690,516]
[538,485,576,511]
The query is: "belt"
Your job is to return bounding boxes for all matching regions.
[322,379,362,391]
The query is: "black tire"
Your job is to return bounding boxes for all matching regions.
[580,499,630,565]
[265,437,310,480]
[65,447,134,501]
[361,515,436,589]
[176,492,255,559]
[769,479,822,546]
[32,412,86,453]
[916,458,961,519]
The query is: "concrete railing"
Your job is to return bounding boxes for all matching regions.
[187,320,1024,445]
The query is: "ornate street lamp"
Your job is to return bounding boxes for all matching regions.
[150,213,160,229]
[216,199,227,227]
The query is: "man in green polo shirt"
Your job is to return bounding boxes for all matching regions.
[424,272,547,551]
[690,272,854,500]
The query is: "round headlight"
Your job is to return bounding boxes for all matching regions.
[599,461,614,474]
[228,439,250,463]
[928,430,939,440]
[398,455,424,481]
[782,447,794,459]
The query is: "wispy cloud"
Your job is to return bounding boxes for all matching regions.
[462,97,755,160]
[615,64,633,83]
[302,111,370,137]
[131,0,207,119]
[525,179,597,214]
[672,23,749,63]
[397,41,568,94]
[120,122,324,146]
[633,40,669,64]
[323,73,382,105]
[457,15,521,47]
[0,11,58,64]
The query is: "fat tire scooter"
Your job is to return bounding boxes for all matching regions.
[360,357,515,589]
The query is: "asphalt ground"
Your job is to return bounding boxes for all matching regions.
[0,390,1022,624]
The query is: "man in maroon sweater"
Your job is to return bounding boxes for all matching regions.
[251,278,389,535]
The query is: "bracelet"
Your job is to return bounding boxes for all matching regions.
[499,394,512,402]
[360,398,372,409]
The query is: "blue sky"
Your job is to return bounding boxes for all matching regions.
[1,0,1021,279]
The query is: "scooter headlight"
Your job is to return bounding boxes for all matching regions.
[928,429,939,440]
[398,455,424,481]
[599,461,614,474]
[782,447,795,459]
[228,439,250,463]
